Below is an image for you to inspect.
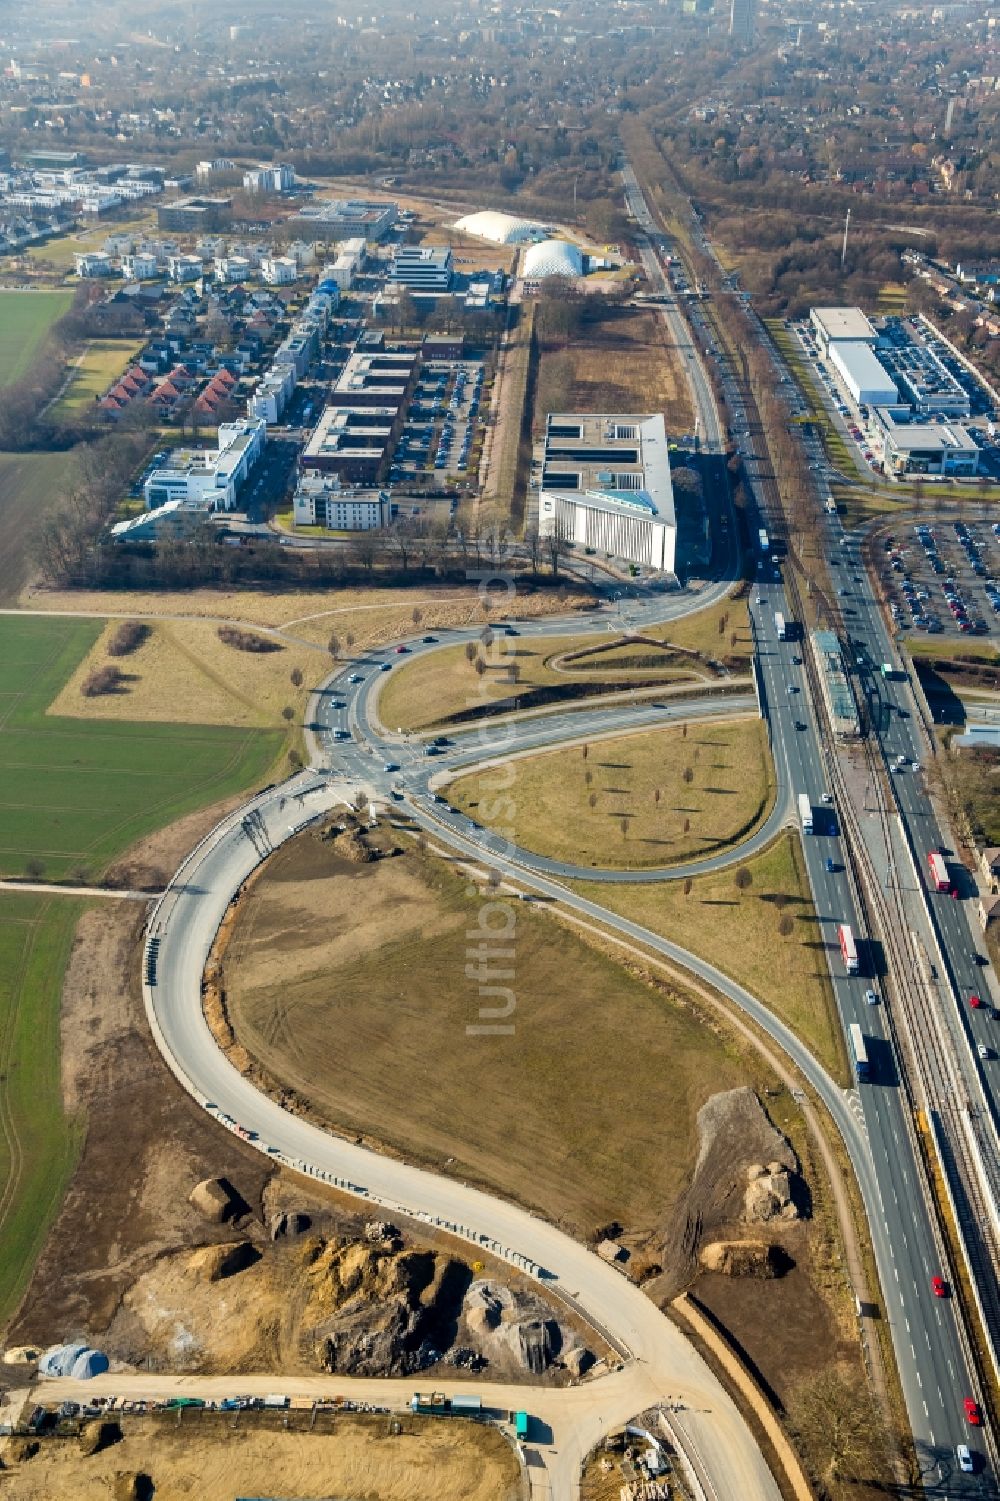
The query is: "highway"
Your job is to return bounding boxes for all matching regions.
[612,162,998,1489]
[51,167,996,1499]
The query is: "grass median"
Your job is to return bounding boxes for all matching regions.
[572,831,848,1085]
[446,717,773,870]
[378,596,750,732]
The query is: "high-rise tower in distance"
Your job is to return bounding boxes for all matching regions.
[730,0,755,45]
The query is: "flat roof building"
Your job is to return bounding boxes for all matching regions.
[143,418,266,513]
[809,306,877,352]
[875,342,970,418]
[328,349,419,409]
[290,198,396,241]
[537,413,676,574]
[390,244,453,293]
[300,405,400,484]
[827,342,899,407]
[874,408,980,476]
[157,196,232,232]
[292,473,389,531]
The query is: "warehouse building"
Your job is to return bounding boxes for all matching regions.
[874,409,980,476]
[536,413,676,574]
[827,342,899,407]
[809,306,877,355]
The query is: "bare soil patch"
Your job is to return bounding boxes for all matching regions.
[0,1409,519,1501]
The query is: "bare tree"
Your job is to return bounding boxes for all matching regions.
[281,706,295,723]
[290,667,303,687]
[328,634,341,660]
[734,866,752,891]
[683,878,693,897]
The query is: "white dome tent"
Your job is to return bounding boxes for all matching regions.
[453,210,550,245]
[522,239,585,280]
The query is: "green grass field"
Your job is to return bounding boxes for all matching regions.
[0,451,77,605]
[0,615,284,879]
[0,892,86,1327]
[51,338,145,418]
[0,290,72,387]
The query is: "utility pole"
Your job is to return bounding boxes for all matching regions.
[840,209,851,270]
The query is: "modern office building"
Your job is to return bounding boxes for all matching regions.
[157,196,232,232]
[290,198,396,241]
[875,342,970,418]
[143,418,266,513]
[389,244,453,293]
[536,413,676,574]
[299,405,400,484]
[328,350,419,410]
[292,472,390,530]
[242,162,295,194]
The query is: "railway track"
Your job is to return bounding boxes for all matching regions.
[737,321,1000,1443]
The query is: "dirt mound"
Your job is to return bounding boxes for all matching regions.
[188,1178,248,1226]
[270,1211,311,1240]
[111,1473,152,1501]
[497,1318,561,1374]
[744,1164,801,1224]
[188,1241,261,1284]
[332,828,376,863]
[699,1240,789,1278]
[660,1088,799,1291]
[78,1419,122,1457]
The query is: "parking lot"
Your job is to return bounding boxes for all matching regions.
[877,517,1000,639]
[389,358,485,486]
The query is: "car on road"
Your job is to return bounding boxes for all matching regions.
[821,792,833,804]
[348,673,363,683]
[394,645,409,654]
[970,994,984,1009]
[383,762,399,773]
[964,1399,982,1426]
[825,858,837,873]
[931,1275,948,1297]
[957,1443,974,1474]
[786,683,798,693]
[794,720,807,731]
[422,635,437,644]
[865,989,879,1006]
[978,1044,993,1060]
[379,662,392,672]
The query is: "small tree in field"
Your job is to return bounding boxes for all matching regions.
[290,667,303,687]
[328,634,340,660]
[281,706,295,724]
[683,877,693,896]
[734,865,752,892]
[412,607,423,627]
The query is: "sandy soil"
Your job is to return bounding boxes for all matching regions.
[0,1409,520,1501]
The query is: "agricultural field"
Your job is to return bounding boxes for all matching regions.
[0,290,72,387]
[377,595,750,732]
[0,451,77,605]
[50,337,145,418]
[574,832,847,1084]
[0,892,85,1327]
[0,614,283,880]
[447,717,773,869]
[224,833,777,1241]
[533,304,695,436]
